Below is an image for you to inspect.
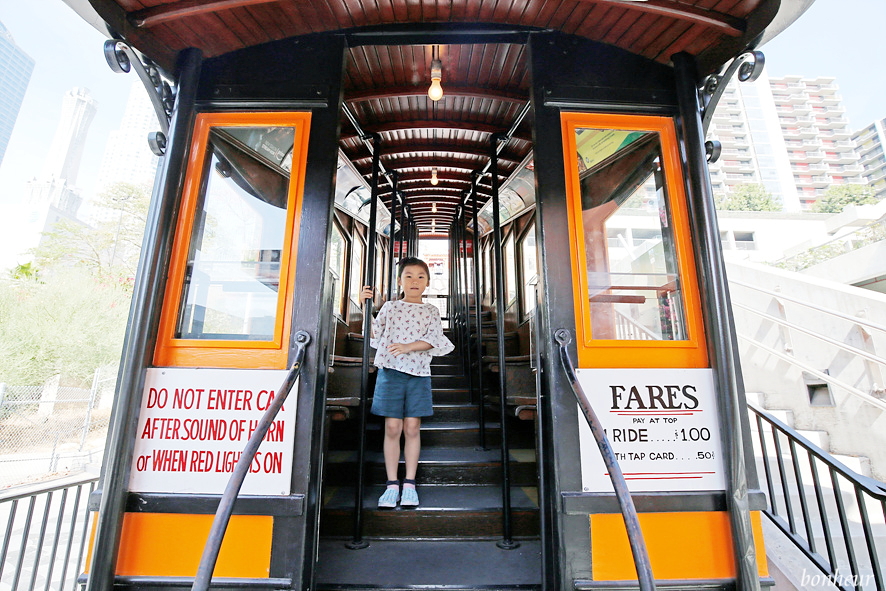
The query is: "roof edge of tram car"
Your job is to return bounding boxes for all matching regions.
[65,2,816,591]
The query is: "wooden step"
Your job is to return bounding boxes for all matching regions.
[320,485,539,538]
[314,539,541,590]
[323,447,538,487]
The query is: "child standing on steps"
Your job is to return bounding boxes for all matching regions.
[361,257,454,508]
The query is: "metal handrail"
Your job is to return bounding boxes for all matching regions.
[732,301,886,369]
[736,333,886,413]
[749,402,886,591]
[729,278,886,336]
[1,473,97,591]
[192,331,311,591]
[554,329,655,591]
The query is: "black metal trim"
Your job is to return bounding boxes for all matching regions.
[194,99,329,111]
[574,577,741,590]
[543,87,678,113]
[84,48,203,591]
[562,491,728,514]
[672,52,760,591]
[120,493,304,516]
[344,22,535,46]
[78,574,290,589]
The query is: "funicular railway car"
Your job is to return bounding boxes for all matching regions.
[65,0,815,589]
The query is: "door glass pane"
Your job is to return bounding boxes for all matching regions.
[521,223,537,318]
[329,224,346,317]
[176,126,294,340]
[573,127,687,341]
[504,233,517,306]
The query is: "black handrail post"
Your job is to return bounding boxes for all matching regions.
[673,52,759,591]
[85,47,202,591]
[459,210,475,393]
[471,176,487,450]
[554,329,656,591]
[489,132,517,550]
[348,132,382,550]
[387,174,398,302]
[192,332,311,591]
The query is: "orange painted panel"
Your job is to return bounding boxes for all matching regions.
[591,511,738,581]
[114,513,273,578]
[560,112,708,369]
[751,510,769,577]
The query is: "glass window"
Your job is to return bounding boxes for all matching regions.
[504,233,517,306]
[572,126,687,341]
[176,126,294,341]
[520,222,538,318]
[329,223,347,317]
[349,235,364,308]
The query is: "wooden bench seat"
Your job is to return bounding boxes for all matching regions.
[326,355,374,421]
[482,355,537,420]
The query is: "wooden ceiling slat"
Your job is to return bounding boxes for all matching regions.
[601,9,647,46]
[560,1,594,34]
[247,4,289,39]
[626,12,677,56]
[216,8,267,48]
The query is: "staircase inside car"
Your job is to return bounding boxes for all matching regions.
[316,331,542,590]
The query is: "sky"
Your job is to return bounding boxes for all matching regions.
[0,0,883,208]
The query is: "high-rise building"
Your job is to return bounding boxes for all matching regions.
[27,87,98,217]
[0,20,35,168]
[95,80,160,195]
[707,72,865,211]
[768,75,864,209]
[706,69,802,212]
[852,118,886,201]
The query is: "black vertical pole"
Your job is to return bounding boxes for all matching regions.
[85,48,202,591]
[387,177,398,302]
[349,133,381,550]
[490,133,517,549]
[460,208,474,385]
[673,52,760,591]
[471,178,487,450]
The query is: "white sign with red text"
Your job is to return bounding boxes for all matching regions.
[576,368,726,493]
[129,368,296,495]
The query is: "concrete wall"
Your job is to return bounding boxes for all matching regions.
[726,259,886,480]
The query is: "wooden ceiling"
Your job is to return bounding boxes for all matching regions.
[88,0,781,236]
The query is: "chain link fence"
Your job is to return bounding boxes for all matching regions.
[0,365,117,489]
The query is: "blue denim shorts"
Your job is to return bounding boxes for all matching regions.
[370,367,433,418]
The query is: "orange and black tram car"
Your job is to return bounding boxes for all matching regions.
[69,0,814,589]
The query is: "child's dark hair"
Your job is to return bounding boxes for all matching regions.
[397,257,430,278]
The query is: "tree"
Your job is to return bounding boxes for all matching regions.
[812,184,877,214]
[0,268,130,386]
[33,182,150,286]
[716,184,780,212]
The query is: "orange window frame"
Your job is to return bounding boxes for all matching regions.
[561,112,708,369]
[154,111,312,369]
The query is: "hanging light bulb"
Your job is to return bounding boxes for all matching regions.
[431,218,436,231]
[430,168,439,186]
[428,47,443,101]
[432,201,438,213]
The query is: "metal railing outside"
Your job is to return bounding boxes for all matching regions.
[1,366,115,489]
[1,473,98,591]
[749,402,885,591]
[773,217,886,273]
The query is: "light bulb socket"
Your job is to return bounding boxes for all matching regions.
[430,59,442,80]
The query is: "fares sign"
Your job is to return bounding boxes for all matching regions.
[576,368,726,493]
[129,368,296,495]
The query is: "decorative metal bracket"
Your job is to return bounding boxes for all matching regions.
[103,39,175,156]
[699,50,765,163]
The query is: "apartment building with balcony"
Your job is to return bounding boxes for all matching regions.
[707,72,865,212]
[707,69,803,212]
[769,75,865,209]
[851,117,886,200]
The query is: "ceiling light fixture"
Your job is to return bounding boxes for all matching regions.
[430,168,439,186]
[428,46,443,102]
[432,201,438,213]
